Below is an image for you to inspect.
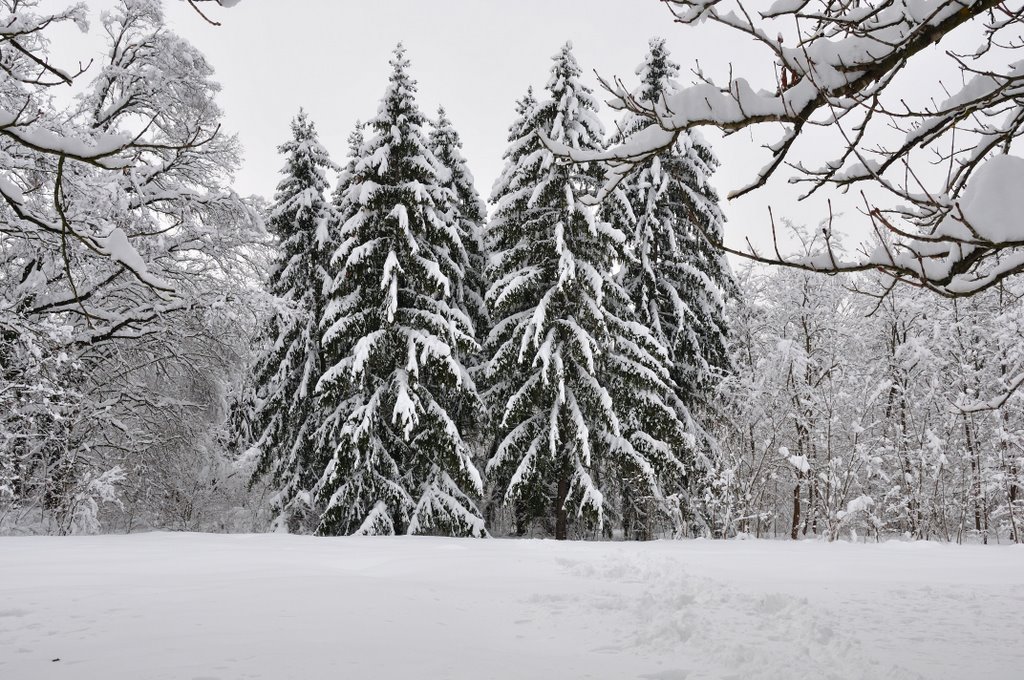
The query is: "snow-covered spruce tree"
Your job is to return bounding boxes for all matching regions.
[429,108,490,364]
[613,39,732,406]
[486,43,696,540]
[479,87,543,534]
[240,110,337,532]
[330,122,366,233]
[602,40,733,537]
[316,46,485,537]
[428,108,492,458]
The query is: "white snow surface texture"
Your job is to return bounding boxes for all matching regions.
[1,535,1021,679]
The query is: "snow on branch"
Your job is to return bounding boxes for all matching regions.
[1,0,256,346]
[180,0,242,26]
[564,0,1024,297]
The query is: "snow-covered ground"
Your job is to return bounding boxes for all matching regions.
[1,535,1022,680]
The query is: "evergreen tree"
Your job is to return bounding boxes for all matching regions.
[316,122,365,308]
[601,40,733,536]
[329,122,366,232]
[428,108,492,462]
[481,87,542,533]
[429,108,490,352]
[486,43,694,540]
[612,39,733,410]
[316,45,485,537]
[241,110,337,531]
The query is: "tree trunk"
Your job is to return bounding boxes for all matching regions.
[555,477,569,540]
[513,498,529,537]
[1010,459,1021,543]
[964,418,983,533]
[791,477,801,540]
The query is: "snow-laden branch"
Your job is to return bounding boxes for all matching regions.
[1,0,259,346]
[180,0,242,26]
[565,0,1024,297]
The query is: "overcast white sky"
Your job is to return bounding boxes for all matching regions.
[52,0,871,254]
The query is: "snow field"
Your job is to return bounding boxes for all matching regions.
[1,534,1022,680]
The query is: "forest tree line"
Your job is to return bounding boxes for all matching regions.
[1,0,1021,542]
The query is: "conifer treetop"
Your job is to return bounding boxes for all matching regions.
[636,38,681,103]
[543,42,604,148]
[489,87,541,205]
[272,109,337,237]
[430,106,486,224]
[367,44,425,140]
